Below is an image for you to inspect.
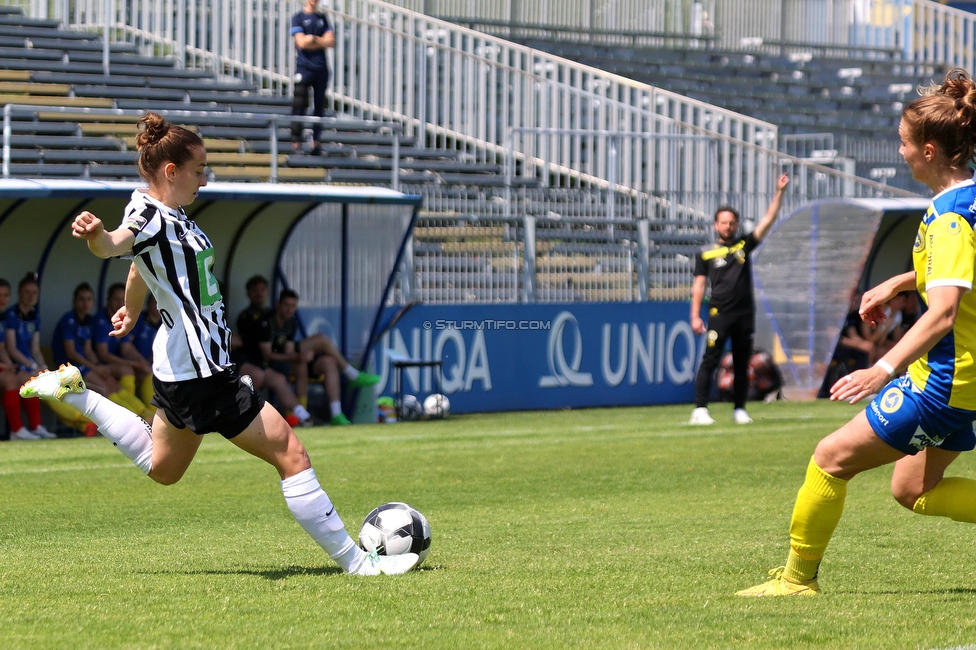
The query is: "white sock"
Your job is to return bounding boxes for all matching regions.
[343,366,360,381]
[63,390,153,474]
[330,401,343,417]
[292,404,311,421]
[281,468,365,572]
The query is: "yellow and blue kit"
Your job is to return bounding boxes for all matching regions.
[867,177,976,454]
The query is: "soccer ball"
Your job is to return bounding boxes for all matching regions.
[358,502,431,566]
[423,393,450,419]
[398,394,423,420]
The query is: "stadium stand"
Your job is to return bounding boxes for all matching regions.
[443,27,942,194]
[0,8,511,189]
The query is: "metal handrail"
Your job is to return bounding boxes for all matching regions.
[2,104,402,189]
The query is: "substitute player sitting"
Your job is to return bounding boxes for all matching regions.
[266,288,379,426]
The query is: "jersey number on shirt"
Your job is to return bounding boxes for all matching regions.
[196,248,222,307]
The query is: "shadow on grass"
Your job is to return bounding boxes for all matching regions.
[150,565,344,580]
[842,587,976,596]
[146,563,441,581]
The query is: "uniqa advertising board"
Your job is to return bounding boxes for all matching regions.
[352,302,705,413]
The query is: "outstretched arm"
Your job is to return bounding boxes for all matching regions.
[858,272,916,327]
[831,284,962,403]
[752,174,790,243]
[72,211,135,259]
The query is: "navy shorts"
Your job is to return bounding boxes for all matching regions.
[151,369,265,439]
[865,375,976,455]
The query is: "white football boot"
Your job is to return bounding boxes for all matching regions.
[733,408,753,425]
[350,537,420,576]
[20,364,86,401]
[689,407,715,425]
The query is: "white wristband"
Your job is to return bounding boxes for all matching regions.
[875,359,896,377]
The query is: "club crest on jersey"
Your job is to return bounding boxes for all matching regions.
[879,387,903,414]
[913,232,924,252]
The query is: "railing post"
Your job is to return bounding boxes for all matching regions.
[521,214,536,303]
[607,135,618,220]
[415,30,427,149]
[400,234,414,302]
[637,218,649,302]
[269,117,279,183]
[3,104,10,179]
[391,126,400,192]
[102,0,111,77]
[176,0,186,70]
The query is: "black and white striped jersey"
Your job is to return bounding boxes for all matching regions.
[121,189,232,381]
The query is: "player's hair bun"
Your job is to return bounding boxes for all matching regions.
[136,112,170,151]
[940,69,976,131]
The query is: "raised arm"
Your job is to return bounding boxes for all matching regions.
[72,211,135,259]
[752,174,790,243]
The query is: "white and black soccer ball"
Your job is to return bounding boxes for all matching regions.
[422,393,450,419]
[398,394,423,421]
[358,502,431,566]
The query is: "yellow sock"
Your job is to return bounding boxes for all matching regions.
[44,399,91,433]
[913,477,976,523]
[109,391,141,416]
[119,375,137,395]
[140,375,155,407]
[299,396,308,409]
[783,456,848,584]
[123,390,148,412]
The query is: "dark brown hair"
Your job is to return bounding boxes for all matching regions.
[902,68,976,169]
[713,205,740,222]
[18,272,37,290]
[136,112,204,182]
[73,282,93,299]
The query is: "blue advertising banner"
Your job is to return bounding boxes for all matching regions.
[302,302,704,413]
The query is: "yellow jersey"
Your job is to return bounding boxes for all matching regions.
[908,178,976,409]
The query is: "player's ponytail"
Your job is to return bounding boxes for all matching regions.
[136,112,205,183]
[904,68,976,170]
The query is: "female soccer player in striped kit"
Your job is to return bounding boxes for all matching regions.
[21,112,417,576]
[738,69,976,596]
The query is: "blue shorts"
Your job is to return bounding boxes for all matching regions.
[865,375,976,455]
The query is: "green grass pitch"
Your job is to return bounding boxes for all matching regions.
[4,400,976,648]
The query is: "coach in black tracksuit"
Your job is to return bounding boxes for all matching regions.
[290,0,335,155]
[689,174,789,426]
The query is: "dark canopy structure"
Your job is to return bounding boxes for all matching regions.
[0,179,421,367]
[753,197,929,399]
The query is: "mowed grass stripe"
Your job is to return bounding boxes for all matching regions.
[5,400,976,648]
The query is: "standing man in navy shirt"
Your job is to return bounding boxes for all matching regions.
[291,0,335,155]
